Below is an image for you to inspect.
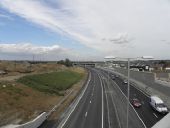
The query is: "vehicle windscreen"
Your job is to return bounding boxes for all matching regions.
[156,104,166,108]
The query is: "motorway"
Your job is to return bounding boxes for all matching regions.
[40,67,167,128]
[99,68,167,128]
[57,68,146,128]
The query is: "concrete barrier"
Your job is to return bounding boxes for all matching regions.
[99,67,170,108]
[152,113,170,128]
[114,67,170,97]
[1,112,47,128]
[155,72,169,79]
[1,70,90,128]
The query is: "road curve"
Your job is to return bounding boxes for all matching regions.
[57,68,145,128]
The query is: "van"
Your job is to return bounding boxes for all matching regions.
[150,96,168,114]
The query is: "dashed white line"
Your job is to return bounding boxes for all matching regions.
[90,100,92,104]
[102,74,122,128]
[101,68,147,128]
[103,79,111,128]
[98,74,104,128]
[100,69,146,128]
[153,113,158,118]
[85,112,88,117]
[59,72,91,128]
[112,80,147,128]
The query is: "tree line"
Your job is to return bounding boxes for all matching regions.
[57,58,73,67]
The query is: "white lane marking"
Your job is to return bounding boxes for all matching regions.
[153,113,158,118]
[112,80,147,128]
[100,68,147,128]
[109,68,150,98]
[59,72,91,128]
[130,83,150,98]
[85,112,88,117]
[90,100,92,104]
[101,73,121,128]
[98,74,104,128]
[102,78,111,128]
[110,92,122,128]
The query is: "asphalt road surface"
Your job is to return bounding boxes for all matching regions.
[99,68,167,128]
[40,67,166,128]
[57,68,145,128]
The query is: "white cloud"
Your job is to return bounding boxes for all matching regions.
[109,33,133,44]
[0,43,103,61]
[0,43,77,60]
[0,43,64,54]
[0,0,170,59]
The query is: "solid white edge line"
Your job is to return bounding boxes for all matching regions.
[112,80,147,128]
[101,76,111,128]
[100,73,122,128]
[107,84,122,128]
[100,68,149,127]
[107,67,150,98]
[98,73,104,128]
[153,113,158,118]
[85,112,88,117]
[130,83,150,98]
[59,72,91,128]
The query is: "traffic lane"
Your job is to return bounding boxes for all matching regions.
[98,69,167,127]
[114,77,162,128]
[129,83,166,128]
[83,71,103,128]
[98,70,144,128]
[39,70,94,128]
[63,70,96,128]
[93,68,121,128]
[113,75,166,128]
[102,76,121,128]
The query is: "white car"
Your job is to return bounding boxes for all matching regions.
[123,80,128,84]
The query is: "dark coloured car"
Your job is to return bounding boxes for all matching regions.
[111,75,115,80]
[115,75,119,78]
[132,98,142,108]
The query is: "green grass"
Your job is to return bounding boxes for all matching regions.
[17,70,84,94]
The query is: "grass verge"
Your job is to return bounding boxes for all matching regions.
[17,70,84,95]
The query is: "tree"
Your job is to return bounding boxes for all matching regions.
[57,60,65,65]
[57,58,72,67]
[65,58,72,67]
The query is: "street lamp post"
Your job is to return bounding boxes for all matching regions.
[104,56,153,128]
[127,58,130,128]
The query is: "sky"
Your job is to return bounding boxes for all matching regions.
[0,0,170,61]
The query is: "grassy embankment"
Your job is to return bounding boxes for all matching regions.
[0,68,86,126]
[17,70,84,95]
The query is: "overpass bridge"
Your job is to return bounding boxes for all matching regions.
[72,61,104,67]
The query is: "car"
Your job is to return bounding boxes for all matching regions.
[123,79,128,84]
[111,75,115,80]
[115,75,119,78]
[132,98,142,108]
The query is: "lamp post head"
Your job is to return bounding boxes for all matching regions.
[104,56,116,60]
[141,56,154,59]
